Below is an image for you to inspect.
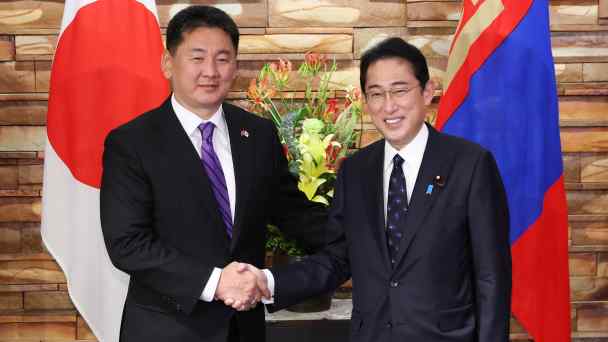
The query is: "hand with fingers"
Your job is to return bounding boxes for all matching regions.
[215,262,270,311]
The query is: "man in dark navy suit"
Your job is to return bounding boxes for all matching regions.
[251,37,512,342]
[100,6,326,342]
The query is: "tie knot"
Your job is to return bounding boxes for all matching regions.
[198,122,215,142]
[393,154,404,168]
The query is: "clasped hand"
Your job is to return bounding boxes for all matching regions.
[215,262,270,311]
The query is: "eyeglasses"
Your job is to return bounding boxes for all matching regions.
[365,85,420,107]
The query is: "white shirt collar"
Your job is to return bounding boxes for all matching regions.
[171,94,229,139]
[384,123,429,173]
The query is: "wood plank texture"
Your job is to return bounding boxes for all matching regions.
[269,0,407,27]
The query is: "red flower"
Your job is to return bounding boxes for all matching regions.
[282,144,290,159]
[325,143,342,170]
[324,98,339,122]
[304,52,326,70]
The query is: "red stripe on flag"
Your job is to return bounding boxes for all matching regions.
[47,0,169,189]
[436,0,532,131]
[511,176,571,342]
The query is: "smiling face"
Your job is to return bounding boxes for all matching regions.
[364,57,435,150]
[162,27,237,119]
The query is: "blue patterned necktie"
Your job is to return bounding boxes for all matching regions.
[199,122,233,238]
[387,154,408,266]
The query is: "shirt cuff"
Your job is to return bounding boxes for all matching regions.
[200,267,222,302]
[261,269,275,304]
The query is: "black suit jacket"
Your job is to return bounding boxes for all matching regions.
[100,97,327,342]
[271,124,511,342]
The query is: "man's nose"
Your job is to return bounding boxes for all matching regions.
[382,93,398,113]
[201,59,219,77]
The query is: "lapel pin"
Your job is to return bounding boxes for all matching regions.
[426,184,434,195]
[434,175,445,187]
[240,129,249,138]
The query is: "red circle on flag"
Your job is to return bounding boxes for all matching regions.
[47,0,169,188]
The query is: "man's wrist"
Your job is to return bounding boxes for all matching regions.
[201,267,223,302]
[261,269,275,304]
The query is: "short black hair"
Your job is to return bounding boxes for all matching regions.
[360,37,429,93]
[166,6,239,55]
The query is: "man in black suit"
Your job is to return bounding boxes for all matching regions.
[251,37,512,341]
[100,6,325,342]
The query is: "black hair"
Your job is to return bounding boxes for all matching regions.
[360,37,429,93]
[166,6,239,55]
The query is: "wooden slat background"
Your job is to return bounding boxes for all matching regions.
[0,0,607,341]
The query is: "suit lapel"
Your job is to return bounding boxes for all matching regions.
[393,124,446,267]
[364,141,391,269]
[223,104,255,251]
[157,99,229,245]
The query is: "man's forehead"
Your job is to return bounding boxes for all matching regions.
[179,28,235,50]
[186,47,234,54]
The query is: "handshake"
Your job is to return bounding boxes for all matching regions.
[215,262,271,311]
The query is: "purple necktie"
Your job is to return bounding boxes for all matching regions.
[199,122,233,238]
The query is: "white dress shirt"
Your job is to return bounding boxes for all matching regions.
[383,123,429,222]
[172,95,275,303]
[172,95,233,302]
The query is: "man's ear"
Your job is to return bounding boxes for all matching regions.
[233,59,240,82]
[423,78,436,106]
[161,50,173,80]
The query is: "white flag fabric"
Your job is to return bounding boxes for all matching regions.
[41,0,168,341]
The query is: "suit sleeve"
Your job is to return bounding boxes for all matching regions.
[100,129,210,314]
[467,150,512,342]
[269,158,352,311]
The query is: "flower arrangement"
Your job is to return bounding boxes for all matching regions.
[247,53,363,255]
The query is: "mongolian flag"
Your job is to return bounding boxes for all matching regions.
[41,0,168,341]
[436,0,571,341]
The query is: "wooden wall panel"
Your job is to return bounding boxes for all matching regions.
[157,1,267,28]
[550,1,598,26]
[561,128,608,153]
[552,31,608,63]
[407,2,461,22]
[571,217,608,246]
[239,34,352,54]
[556,63,583,83]
[570,252,597,276]
[15,35,55,61]
[0,35,15,61]
[0,101,47,125]
[0,259,65,285]
[0,62,35,93]
[0,127,46,152]
[268,0,407,28]
[0,2,63,34]
[581,154,608,183]
[559,96,608,126]
[577,303,608,331]
[582,62,608,81]
[354,28,408,58]
[601,0,608,19]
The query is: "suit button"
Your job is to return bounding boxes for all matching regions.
[390,281,399,288]
[386,322,392,329]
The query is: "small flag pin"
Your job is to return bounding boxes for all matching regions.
[434,175,445,187]
[426,184,434,195]
[240,129,249,138]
